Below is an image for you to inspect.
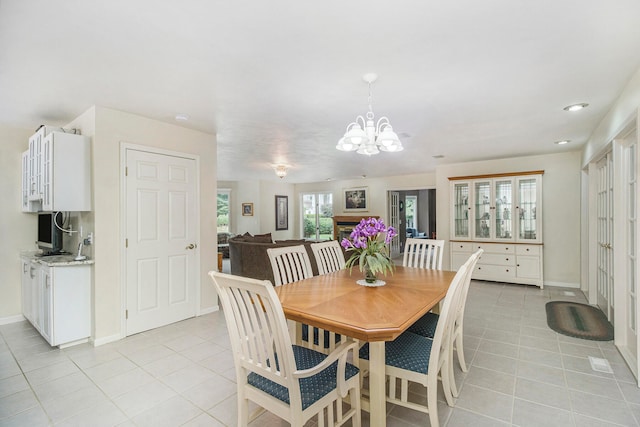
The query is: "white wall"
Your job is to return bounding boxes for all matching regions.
[66,106,217,343]
[583,67,640,168]
[0,124,38,321]
[435,151,582,287]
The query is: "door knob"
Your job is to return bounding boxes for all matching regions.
[185,243,197,250]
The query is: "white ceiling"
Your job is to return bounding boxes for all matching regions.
[2,1,640,183]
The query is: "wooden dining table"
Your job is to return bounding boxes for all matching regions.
[275,265,457,427]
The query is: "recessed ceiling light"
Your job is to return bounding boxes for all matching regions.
[563,103,589,112]
[175,114,190,121]
[555,140,570,145]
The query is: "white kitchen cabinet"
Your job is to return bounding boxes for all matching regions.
[20,127,91,212]
[21,151,36,212]
[20,256,92,347]
[27,126,63,202]
[41,132,91,212]
[450,171,544,288]
[451,241,544,288]
[20,259,33,323]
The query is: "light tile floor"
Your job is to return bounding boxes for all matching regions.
[1,276,639,426]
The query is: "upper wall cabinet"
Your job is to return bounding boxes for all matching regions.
[449,171,543,244]
[21,127,91,212]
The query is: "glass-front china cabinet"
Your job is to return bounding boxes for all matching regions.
[449,171,544,288]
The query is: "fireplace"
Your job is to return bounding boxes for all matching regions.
[332,215,379,241]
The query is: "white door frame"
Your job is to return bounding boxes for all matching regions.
[120,142,201,337]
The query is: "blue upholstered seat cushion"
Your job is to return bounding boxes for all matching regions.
[247,345,359,410]
[407,312,439,338]
[359,332,432,374]
[301,324,342,348]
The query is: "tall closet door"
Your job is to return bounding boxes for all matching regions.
[597,152,614,321]
[624,137,638,371]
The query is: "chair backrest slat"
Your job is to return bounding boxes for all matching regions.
[267,245,314,286]
[403,238,444,270]
[311,241,346,275]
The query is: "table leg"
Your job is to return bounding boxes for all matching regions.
[369,341,386,427]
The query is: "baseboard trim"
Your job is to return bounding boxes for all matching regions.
[91,333,123,347]
[0,314,26,326]
[198,305,219,316]
[544,281,580,289]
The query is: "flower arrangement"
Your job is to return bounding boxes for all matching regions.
[341,217,398,283]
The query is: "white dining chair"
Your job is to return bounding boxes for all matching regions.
[209,271,361,427]
[407,249,483,397]
[402,238,445,270]
[311,240,346,275]
[267,245,313,287]
[357,256,474,427]
[267,245,339,353]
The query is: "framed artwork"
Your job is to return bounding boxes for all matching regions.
[344,187,368,212]
[242,202,254,216]
[275,195,288,230]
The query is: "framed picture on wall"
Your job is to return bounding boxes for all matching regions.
[275,195,288,230]
[344,187,368,212]
[242,202,254,216]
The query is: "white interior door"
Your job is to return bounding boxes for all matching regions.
[389,191,400,257]
[623,134,638,373]
[125,149,198,335]
[597,152,614,321]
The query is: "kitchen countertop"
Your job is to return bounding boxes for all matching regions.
[20,252,94,266]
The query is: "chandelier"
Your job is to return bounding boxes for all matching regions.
[336,73,403,155]
[274,165,287,179]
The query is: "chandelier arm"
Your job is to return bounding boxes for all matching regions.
[345,116,366,133]
[375,117,392,135]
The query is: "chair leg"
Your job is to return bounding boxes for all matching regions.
[427,376,440,427]
[455,331,468,373]
[441,356,454,407]
[237,394,249,427]
[448,351,459,399]
[351,383,362,427]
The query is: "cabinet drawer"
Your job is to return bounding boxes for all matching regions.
[474,263,517,278]
[451,242,473,252]
[478,253,516,266]
[473,243,515,254]
[516,245,541,256]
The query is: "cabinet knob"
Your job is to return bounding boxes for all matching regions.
[506,258,509,261]
[517,264,520,267]
[506,269,509,272]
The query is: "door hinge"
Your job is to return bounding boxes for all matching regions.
[126,309,128,319]
[125,166,128,176]
[125,238,128,248]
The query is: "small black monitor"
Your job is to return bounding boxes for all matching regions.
[37,212,63,255]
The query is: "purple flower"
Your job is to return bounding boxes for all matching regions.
[341,217,396,277]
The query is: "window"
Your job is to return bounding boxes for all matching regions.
[301,192,333,240]
[217,189,230,233]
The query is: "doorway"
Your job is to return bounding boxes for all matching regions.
[123,146,200,336]
[387,188,436,254]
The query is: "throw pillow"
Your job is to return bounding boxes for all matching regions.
[253,233,272,243]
